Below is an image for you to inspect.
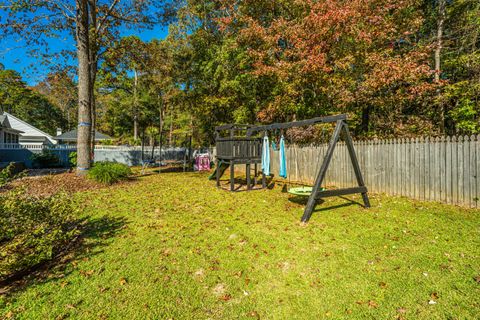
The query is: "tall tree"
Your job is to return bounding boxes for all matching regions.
[0,68,65,134]
[34,70,78,130]
[0,0,174,173]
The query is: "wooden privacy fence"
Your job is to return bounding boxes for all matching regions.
[249,135,480,208]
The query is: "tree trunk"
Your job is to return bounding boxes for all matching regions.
[435,0,446,133]
[75,0,92,175]
[158,94,164,173]
[88,0,98,159]
[133,68,139,141]
[169,120,173,146]
[360,105,371,134]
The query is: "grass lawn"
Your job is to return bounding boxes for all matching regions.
[1,172,479,319]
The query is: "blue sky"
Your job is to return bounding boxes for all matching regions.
[0,21,169,85]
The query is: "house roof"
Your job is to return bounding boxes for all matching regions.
[56,129,112,141]
[19,135,50,142]
[0,113,24,134]
[2,111,56,144]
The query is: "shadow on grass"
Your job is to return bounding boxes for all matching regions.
[0,215,127,296]
[215,175,276,192]
[288,195,364,213]
[151,166,193,174]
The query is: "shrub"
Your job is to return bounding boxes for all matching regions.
[30,150,61,168]
[69,151,77,168]
[0,163,26,187]
[0,191,80,280]
[87,162,131,185]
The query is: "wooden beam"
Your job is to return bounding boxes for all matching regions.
[342,123,371,207]
[215,124,253,131]
[301,120,344,222]
[230,162,235,191]
[314,187,368,199]
[246,114,347,136]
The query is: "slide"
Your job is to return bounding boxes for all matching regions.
[208,161,229,180]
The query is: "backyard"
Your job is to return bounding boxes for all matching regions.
[1,171,479,319]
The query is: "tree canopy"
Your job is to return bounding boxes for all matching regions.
[1,0,479,148]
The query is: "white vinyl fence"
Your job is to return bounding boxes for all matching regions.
[0,144,189,168]
[257,135,480,208]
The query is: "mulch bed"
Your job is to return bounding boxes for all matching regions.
[5,172,103,197]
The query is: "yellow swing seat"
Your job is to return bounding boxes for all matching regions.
[288,186,326,196]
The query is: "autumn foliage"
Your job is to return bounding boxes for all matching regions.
[215,0,437,135]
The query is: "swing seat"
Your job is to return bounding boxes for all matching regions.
[288,186,326,196]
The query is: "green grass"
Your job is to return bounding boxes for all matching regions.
[1,172,479,319]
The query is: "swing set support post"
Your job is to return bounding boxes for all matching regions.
[302,120,343,222]
[301,120,370,222]
[342,123,371,208]
[246,163,251,190]
[230,162,235,191]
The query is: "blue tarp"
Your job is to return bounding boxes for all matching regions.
[279,135,287,178]
[261,135,270,176]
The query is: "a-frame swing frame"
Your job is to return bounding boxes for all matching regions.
[300,119,370,222]
[245,114,370,222]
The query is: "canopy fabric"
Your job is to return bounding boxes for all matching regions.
[279,135,287,178]
[261,135,270,176]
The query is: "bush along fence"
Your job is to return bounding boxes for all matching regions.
[240,135,479,208]
[0,145,190,168]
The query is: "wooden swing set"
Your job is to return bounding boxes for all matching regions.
[213,114,370,222]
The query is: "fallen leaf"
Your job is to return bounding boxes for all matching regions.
[233,271,243,278]
[397,307,407,313]
[474,275,480,283]
[119,277,127,285]
[219,294,232,301]
[194,269,205,277]
[66,304,76,309]
[379,281,387,289]
[428,300,437,305]
[60,281,69,288]
[80,270,94,277]
[368,300,378,308]
[212,283,226,296]
[4,311,13,319]
[247,310,260,319]
[430,292,439,300]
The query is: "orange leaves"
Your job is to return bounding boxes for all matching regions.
[119,277,127,285]
[226,0,433,123]
[79,269,94,277]
[367,300,379,308]
[218,294,232,301]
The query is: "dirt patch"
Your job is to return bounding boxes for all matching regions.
[5,172,103,197]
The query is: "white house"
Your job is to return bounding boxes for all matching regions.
[1,111,57,146]
[0,113,23,146]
